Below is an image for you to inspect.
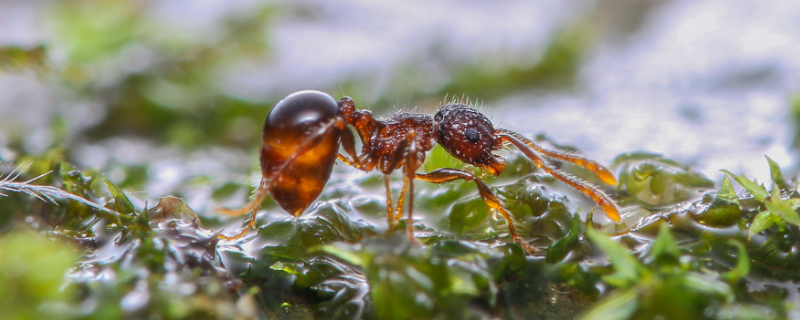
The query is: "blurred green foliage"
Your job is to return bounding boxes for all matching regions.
[581,224,741,320]
[0,231,78,320]
[0,45,47,72]
[437,25,592,100]
[45,0,279,150]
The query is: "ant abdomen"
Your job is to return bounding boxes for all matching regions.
[435,104,506,175]
[260,90,343,216]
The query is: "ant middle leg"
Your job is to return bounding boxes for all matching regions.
[402,129,419,240]
[416,168,536,253]
[380,127,420,240]
[384,174,397,226]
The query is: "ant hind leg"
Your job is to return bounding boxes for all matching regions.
[217,181,269,240]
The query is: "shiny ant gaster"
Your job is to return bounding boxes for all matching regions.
[218,90,619,251]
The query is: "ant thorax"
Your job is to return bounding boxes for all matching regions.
[364,111,437,174]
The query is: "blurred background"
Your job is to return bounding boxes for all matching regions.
[1,0,799,209]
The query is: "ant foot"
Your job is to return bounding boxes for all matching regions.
[218,232,243,241]
[387,218,400,230]
[406,232,423,247]
[217,214,258,241]
[513,236,539,254]
[214,206,251,217]
[217,228,249,241]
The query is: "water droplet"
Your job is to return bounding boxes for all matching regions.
[281,302,292,314]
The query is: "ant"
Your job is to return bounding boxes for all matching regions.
[217,90,619,251]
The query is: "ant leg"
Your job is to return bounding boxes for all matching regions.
[383,127,420,240]
[337,125,361,167]
[337,126,378,173]
[396,176,407,223]
[392,128,419,241]
[416,168,536,253]
[404,131,418,240]
[218,180,268,241]
[384,174,397,227]
[497,129,617,186]
[497,132,620,223]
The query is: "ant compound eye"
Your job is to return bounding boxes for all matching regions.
[436,104,504,173]
[464,127,481,143]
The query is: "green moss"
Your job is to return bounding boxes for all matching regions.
[0,231,78,320]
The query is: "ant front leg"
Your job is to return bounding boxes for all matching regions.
[496,131,620,222]
[498,129,617,186]
[416,169,537,253]
[336,125,363,168]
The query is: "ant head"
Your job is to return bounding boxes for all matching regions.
[435,104,506,175]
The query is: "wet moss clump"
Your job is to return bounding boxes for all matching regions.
[2,149,798,319]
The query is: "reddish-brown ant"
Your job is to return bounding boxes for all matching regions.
[217,90,619,250]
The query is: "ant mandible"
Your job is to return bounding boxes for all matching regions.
[217,90,619,251]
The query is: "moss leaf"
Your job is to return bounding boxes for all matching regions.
[672,172,715,188]
[765,188,800,226]
[748,210,776,239]
[586,226,648,286]
[678,273,733,303]
[545,211,582,263]
[721,170,767,202]
[650,171,669,196]
[103,174,135,215]
[147,196,199,227]
[651,222,680,266]
[611,152,662,167]
[698,176,742,226]
[765,155,790,190]
[318,243,367,267]
[578,287,639,320]
[722,240,750,284]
